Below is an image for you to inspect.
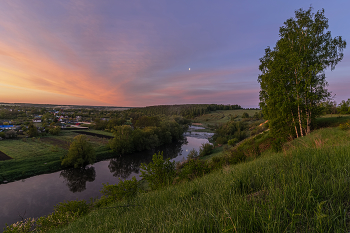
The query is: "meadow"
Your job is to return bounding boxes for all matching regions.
[3,115,350,232]
[193,109,260,127]
[0,130,112,183]
[40,125,350,232]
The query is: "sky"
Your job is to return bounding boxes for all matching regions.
[0,1,349,108]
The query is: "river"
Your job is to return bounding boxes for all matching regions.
[0,126,213,231]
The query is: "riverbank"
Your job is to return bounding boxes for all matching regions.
[0,127,188,184]
[14,125,350,232]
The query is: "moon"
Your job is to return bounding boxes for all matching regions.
[189,68,190,71]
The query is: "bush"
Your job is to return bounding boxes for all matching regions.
[228,138,238,146]
[36,200,90,231]
[5,130,17,139]
[0,131,5,138]
[179,159,209,181]
[61,135,96,168]
[216,136,227,145]
[208,156,226,170]
[187,148,199,159]
[226,148,246,165]
[4,200,91,232]
[49,126,61,135]
[140,152,175,190]
[199,143,214,157]
[97,177,139,206]
[339,121,350,130]
[242,112,250,118]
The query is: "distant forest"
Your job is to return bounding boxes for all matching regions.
[129,104,243,119]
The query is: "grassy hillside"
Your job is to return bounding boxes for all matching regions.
[38,126,350,232]
[193,109,260,127]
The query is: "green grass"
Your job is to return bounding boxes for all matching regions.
[315,114,350,128]
[201,146,224,161]
[77,129,114,137]
[0,138,60,159]
[45,126,350,233]
[193,109,260,127]
[0,130,114,183]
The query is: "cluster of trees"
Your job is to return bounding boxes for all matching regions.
[93,117,126,130]
[128,104,242,119]
[109,117,184,155]
[320,99,350,114]
[213,121,248,145]
[258,7,346,139]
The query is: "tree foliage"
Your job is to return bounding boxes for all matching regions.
[109,119,184,155]
[258,7,346,139]
[140,152,176,190]
[27,122,38,137]
[61,135,96,168]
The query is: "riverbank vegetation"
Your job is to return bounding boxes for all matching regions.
[5,117,350,232]
[0,104,252,183]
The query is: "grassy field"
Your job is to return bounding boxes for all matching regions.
[315,114,350,128]
[0,130,113,183]
[193,109,261,127]
[43,125,350,232]
[79,129,114,137]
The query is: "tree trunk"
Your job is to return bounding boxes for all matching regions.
[297,103,304,137]
[291,111,299,138]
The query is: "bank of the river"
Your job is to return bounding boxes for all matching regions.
[33,127,350,232]
[0,128,213,232]
[0,125,192,184]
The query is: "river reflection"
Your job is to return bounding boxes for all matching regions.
[60,166,96,193]
[109,138,186,179]
[0,132,211,232]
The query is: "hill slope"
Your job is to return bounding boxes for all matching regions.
[47,127,350,233]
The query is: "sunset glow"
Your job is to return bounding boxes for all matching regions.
[0,1,349,107]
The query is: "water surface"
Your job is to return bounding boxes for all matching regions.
[0,127,213,231]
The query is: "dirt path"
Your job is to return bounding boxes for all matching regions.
[0,150,12,161]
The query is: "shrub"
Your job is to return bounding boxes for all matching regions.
[5,200,91,232]
[339,121,350,130]
[4,218,35,233]
[179,159,209,181]
[216,136,227,145]
[208,156,226,170]
[49,126,61,135]
[140,152,175,190]
[36,200,90,231]
[226,148,246,165]
[97,177,139,206]
[199,143,214,157]
[228,138,238,146]
[61,135,96,168]
[5,130,17,139]
[0,131,5,138]
[242,112,250,118]
[187,148,199,159]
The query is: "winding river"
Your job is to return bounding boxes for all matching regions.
[0,126,213,231]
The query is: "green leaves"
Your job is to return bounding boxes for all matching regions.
[258,7,346,139]
[140,152,176,190]
[61,135,96,168]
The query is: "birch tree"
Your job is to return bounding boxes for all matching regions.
[258,7,346,139]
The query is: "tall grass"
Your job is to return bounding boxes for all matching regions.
[48,127,350,232]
